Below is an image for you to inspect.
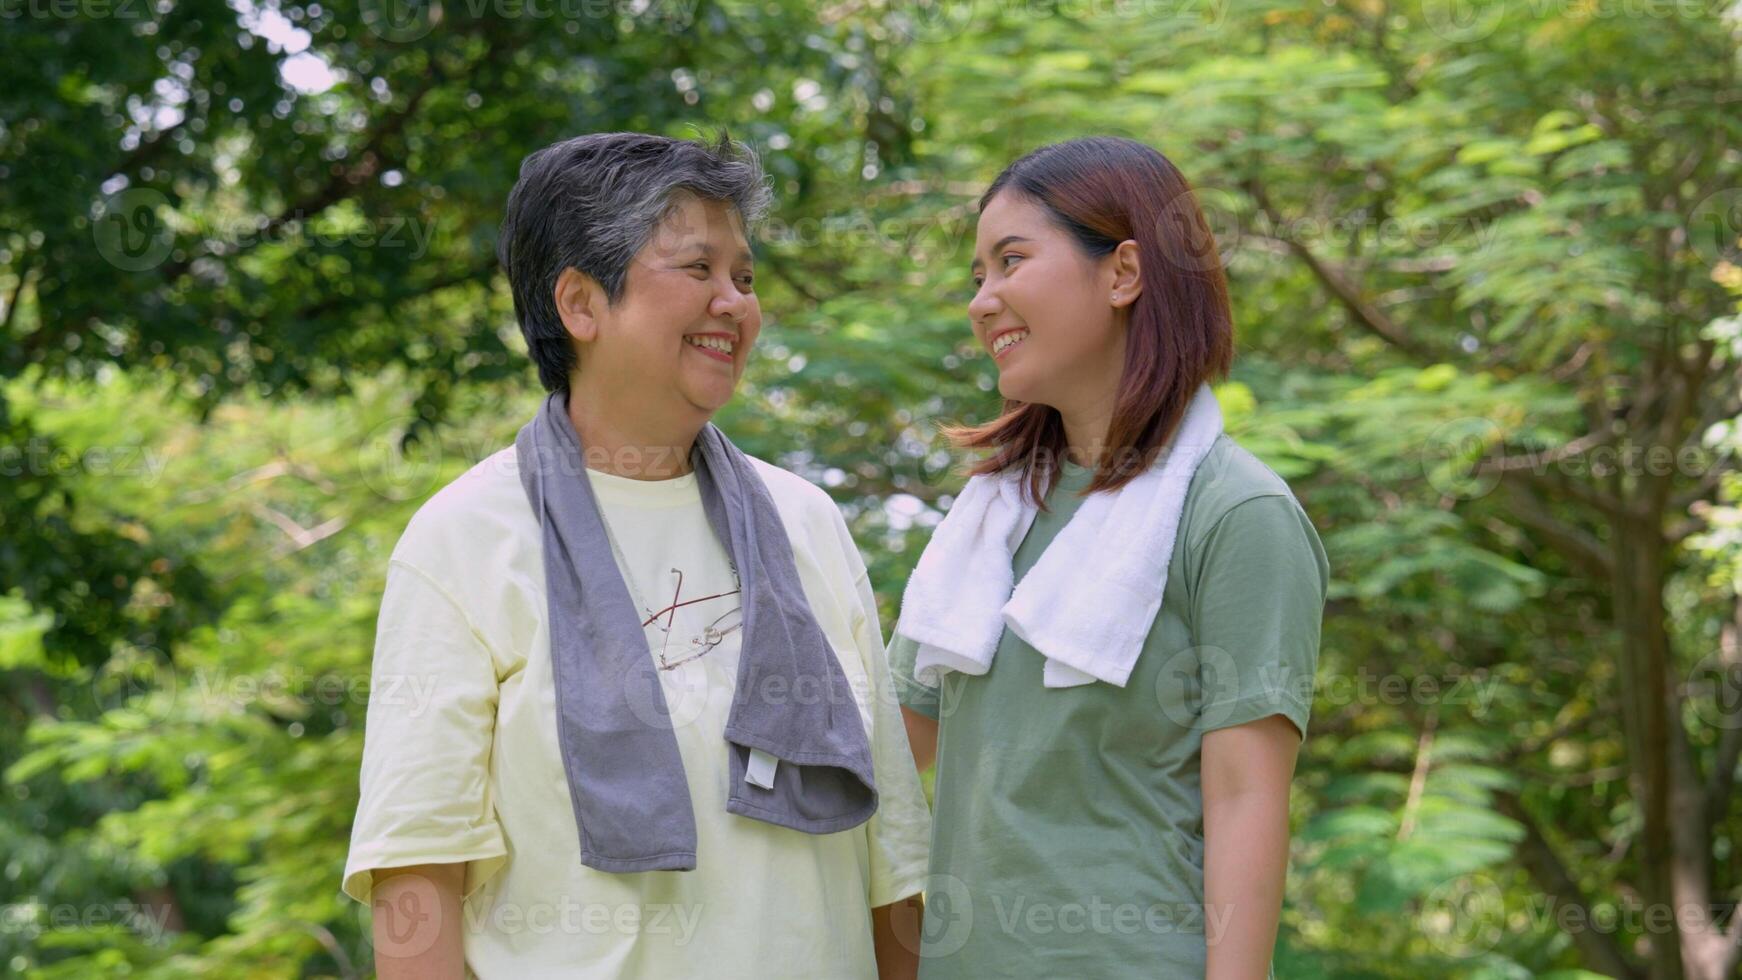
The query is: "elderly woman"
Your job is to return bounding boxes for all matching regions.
[342,132,930,980]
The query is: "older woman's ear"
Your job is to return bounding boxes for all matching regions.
[554,267,602,344]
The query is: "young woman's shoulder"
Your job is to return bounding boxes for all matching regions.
[1180,433,1314,554]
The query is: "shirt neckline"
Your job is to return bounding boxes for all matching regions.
[1055,459,1094,492]
[584,464,701,507]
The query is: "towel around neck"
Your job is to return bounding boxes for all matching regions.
[514,391,877,872]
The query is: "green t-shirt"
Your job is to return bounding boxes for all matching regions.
[888,433,1328,979]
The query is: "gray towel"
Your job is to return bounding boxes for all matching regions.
[514,391,877,872]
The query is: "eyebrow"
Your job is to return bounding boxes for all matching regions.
[969,235,1034,274]
[680,241,756,265]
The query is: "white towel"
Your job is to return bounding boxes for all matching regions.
[897,383,1223,689]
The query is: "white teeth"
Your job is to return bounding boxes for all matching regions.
[992,329,1029,355]
[685,336,734,355]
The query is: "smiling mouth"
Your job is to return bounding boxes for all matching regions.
[991,328,1030,358]
[684,335,735,363]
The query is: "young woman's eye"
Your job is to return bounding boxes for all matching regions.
[972,275,985,289]
[1001,253,1023,268]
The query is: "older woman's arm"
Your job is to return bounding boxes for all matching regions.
[371,863,467,980]
[1201,714,1301,980]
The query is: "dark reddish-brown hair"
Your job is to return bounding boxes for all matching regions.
[942,136,1234,509]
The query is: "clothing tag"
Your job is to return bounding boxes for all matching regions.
[745,748,779,789]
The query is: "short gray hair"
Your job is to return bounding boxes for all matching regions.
[496,131,772,393]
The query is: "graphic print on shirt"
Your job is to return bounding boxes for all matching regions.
[635,559,742,671]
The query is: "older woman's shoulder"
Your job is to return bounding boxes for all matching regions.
[745,454,849,535]
[390,446,537,570]
[744,454,869,590]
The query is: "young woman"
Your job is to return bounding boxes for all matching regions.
[888,137,1328,979]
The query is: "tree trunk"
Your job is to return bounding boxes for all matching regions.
[1610,515,1685,979]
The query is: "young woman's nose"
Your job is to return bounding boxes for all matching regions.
[967,280,1002,325]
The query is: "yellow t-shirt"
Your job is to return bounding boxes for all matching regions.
[342,446,931,979]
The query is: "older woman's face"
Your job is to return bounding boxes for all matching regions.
[595,193,761,419]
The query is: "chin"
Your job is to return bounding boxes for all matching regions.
[681,382,737,416]
[996,372,1037,403]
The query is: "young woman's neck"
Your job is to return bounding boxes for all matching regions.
[564,383,700,481]
[1055,389,1119,469]
[1052,321,1128,468]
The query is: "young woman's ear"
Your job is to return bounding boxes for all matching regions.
[554,267,604,343]
[1109,239,1142,310]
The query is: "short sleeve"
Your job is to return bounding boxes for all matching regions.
[832,517,932,907]
[341,558,509,906]
[1188,493,1327,741]
[885,629,941,721]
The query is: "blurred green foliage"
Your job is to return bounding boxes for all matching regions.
[2,2,1740,977]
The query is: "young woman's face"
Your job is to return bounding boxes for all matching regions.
[592,193,761,419]
[969,191,1125,407]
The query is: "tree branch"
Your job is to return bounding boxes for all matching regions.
[1495,791,1641,979]
[250,503,346,555]
[1709,599,1742,831]
[2,248,34,335]
[758,249,825,307]
[1396,708,1437,841]
[1498,475,1614,579]
[154,49,458,286]
[1242,177,1444,363]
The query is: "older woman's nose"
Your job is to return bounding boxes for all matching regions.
[711,282,752,324]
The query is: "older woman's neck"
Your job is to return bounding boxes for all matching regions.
[563,384,700,481]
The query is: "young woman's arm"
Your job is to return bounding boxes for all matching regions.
[371,863,467,979]
[901,706,938,772]
[1201,714,1301,980]
[872,894,925,979]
